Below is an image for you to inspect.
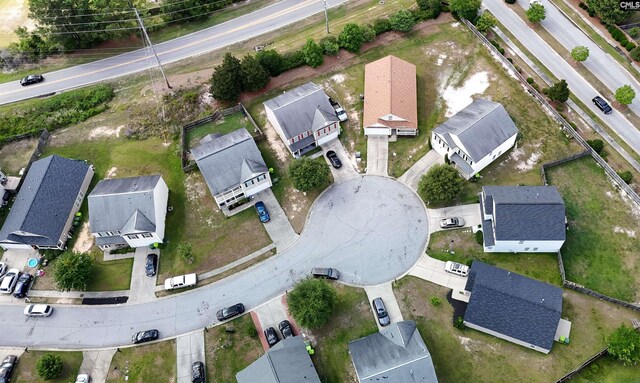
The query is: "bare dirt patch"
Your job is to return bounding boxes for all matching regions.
[105,166,118,178]
[88,125,123,139]
[72,221,94,253]
[442,71,490,117]
[262,118,290,163]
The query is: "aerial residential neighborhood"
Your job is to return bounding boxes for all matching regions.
[0,0,639,382]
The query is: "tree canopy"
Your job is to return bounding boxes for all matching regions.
[475,12,497,33]
[389,10,416,33]
[608,325,640,365]
[288,157,331,192]
[53,251,94,291]
[210,53,242,101]
[570,46,589,62]
[240,54,270,92]
[256,49,285,77]
[417,164,463,205]
[287,278,337,329]
[547,79,570,102]
[338,23,365,53]
[526,3,546,23]
[302,38,324,68]
[587,0,627,25]
[449,0,481,20]
[615,85,636,105]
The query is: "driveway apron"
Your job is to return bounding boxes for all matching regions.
[255,189,299,251]
[366,136,389,176]
[321,139,360,183]
[176,331,205,383]
[127,247,158,304]
[364,282,404,330]
[79,349,117,383]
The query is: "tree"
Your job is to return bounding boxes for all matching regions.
[389,10,416,33]
[586,0,626,25]
[372,18,392,35]
[608,325,640,365]
[526,3,546,23]
[617,170,633,184]
[210,53,242,101]
[53,251,94,291]
[338,23,365,53]
[449,0,481,20]
[416,0,442,19]
[571,46,589,62]
[615,84,636,105]
[587,139,605,154]
[631,46,640,62]
[287,278,337,329]
[417,164,463,205]
[361,25,376,43]
[240,54,270,92]
[256,49,285,77]
[36,353,63,380]
[302,38,324,68]
[320,36,340,55]
[547,79,570,102]
[288,157,331,192]
[475,12,497,33]
[177,242,194,264]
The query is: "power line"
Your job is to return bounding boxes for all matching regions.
[35,9,136,20]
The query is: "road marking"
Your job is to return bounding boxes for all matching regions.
[0,0,316,97]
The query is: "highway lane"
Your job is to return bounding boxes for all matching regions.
[0,0,348,105]
[0,177,429,349]
[485,0,640,156]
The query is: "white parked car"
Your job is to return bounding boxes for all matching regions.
[335,107,348,122]
[444,261,470,277]
[0,268,20,294]
[439,217,465,229]
[24,304,53,317]
[0,262,7,278]
[164,273,197,290]
[75,373,91,383]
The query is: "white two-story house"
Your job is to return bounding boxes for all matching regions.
[88,175,168,250]
[479,186,566,253]
[264,82,340,157]
[431,99,519,179]
[192,128,272,210]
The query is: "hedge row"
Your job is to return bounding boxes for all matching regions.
[607,25,638,54]
[578,2,596,17]
[0,84,114,142]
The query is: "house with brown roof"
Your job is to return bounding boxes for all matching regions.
[363,55,418,136]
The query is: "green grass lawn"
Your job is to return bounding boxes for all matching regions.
[106,340,176,383]
[204,314,262,382]
[570,354,640,383]
[394,276,640,383]
[546,156,640,302]
[186,112,250,148]
[87,252,133,291]
[309,284,378,383]
[12,350,83,383]
[428,229,562,285]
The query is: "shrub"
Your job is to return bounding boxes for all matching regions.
[526,3,546,23]
[587,139,605,154]
[617,170,633,184]
[430,296,442,306]
[282,50,306,71]
[587,8,595,16]
[626,42,636,52]
[288,278,337,329]
[338,23,365,53]
[507,57,513,63]
[628,27,640,38]
[527,77,534,84]
[320,36,340,55]
[498,47,505,55]
[361,24,376,43]
[416,0,442,19]
[608,325,640,365]
[578,2,587,9]
[389,9,416,32]
[372,18,392,35]
[475,230,484,245]
[630,46,640,61]
[547,79,570,102]
[505,0,516,3]
[177,242,194,263]
[255,49,285,77]
[454,316,466,329]
[441,5,450,12]
[620,39,629,46]
[288,157,331,191]
[240,54,270,92]
[36,354,64,380]
[301,38,324,68]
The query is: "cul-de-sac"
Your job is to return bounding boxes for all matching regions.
[0,0,639,382]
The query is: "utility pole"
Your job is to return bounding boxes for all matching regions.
[323,0,329,34]
[134,8,172,89]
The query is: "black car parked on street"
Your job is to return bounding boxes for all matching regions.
[20,74,44,86]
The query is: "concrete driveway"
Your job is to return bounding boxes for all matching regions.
[366,136,389,176]
[127,248,158,304]
[364,283,404,330]
[409,255,470,301]
[176,331,205,383]
[256,189,298,251]
[79,349,117,383]
[0,249,41,304]
[397,150,445,192]
[427,203,481,233]
[252,295,290,350]
[0,348,23,364]
[321,139,360,184]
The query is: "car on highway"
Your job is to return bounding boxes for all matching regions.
[164,273,197,290]
[0,262,7,278]
[13,273,33,298]
[24,304,53,317]
[372,297,391,326]
[264,327,280,348]
[145,253,158,277]
[0,355,17,383]
[311,267,340,280]
[444,261,470,277]
[0,268,20,294]
[278,320,293,339]
[254,201,270,223]
[75,373,91,383]
[439,217,465,229]
[191,361,205,383]
[216,303,245,321]
[326,150,342,169]
[132,329,159,344]
[20,74,44,86]
[592,96,612,114]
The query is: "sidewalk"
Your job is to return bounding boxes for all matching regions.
[397,149,444,191]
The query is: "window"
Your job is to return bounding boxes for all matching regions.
[519,240,525,244]
[533,247,538,251]
[524,247,529,251]
[142,233,153,238]
[128,234,139,239]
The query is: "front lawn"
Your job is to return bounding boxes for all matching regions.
[106,340,176,383]
[394,276,640,383]
[11,350,82,383]
[546,156,640,302]
[428,229,562,286]
[87,252,133,291]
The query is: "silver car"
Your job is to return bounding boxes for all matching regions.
[444,261,470,277]
[439,217,465,229]
[24,304,53,317]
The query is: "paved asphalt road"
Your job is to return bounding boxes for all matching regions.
[485,0,640,156]
[0,176,428,349]
[0,0,348,105]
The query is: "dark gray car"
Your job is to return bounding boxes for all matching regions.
[372,297,391,326]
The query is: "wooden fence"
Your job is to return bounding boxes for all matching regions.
[555,348,609,383]
[14,129,50,192]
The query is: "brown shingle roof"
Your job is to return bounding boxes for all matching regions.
[363,55,418,131]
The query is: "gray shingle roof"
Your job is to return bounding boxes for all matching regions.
[433,99,518,162]
[464,261,563,351]
[348,321,439,383]
[191,128,267,196]
[263,82,338,140]
[0,155,92,247]
[236,336,320,383]
[449,152,475,178]
[88,175,162,234]
[482,186,566,241]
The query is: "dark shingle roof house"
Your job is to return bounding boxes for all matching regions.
[236,336,320,383]
[431,99,518,179]
[464,261,564,353]
[0,155,94,250]
[348,320,439,383]
[263,82,340,156]
[480,185,566,253]
[88,175,168,250]
[191,128,272,210]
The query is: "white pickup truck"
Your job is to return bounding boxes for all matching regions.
[164,273,197,290]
